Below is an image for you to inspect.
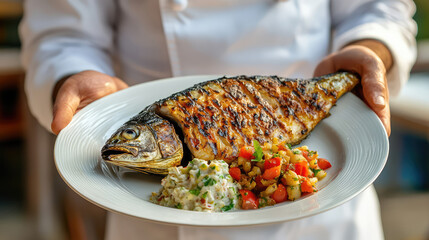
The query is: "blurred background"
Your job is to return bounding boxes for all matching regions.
[0,0,428,239]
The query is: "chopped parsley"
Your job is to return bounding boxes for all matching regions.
[210,166,216,170]
[201,192,208,199]
[251,140,264,162]
[311,168,322,176]
[308,150,317,156]
[196,170,201,178]
[189,187,201,196]
[176,203,182,209]
[258,197,268,208]
[203,176,217,186]
[286,143,292,150]
[273,153,280,158]
[221,201,235,212]
[293,150,300,155]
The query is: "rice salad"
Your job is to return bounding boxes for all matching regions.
[151,158,241,212]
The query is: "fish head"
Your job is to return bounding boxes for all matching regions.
[101,119,183,174]
[101,123,160,162]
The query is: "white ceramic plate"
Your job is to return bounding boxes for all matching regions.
[55,75,388,227]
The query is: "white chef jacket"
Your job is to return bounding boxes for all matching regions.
[19,0,417,239]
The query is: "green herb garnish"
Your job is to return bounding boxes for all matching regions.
[308,150,317,156]
[221,201,235,212]
[258,197,267,208]
[189,187,201,196]
[196,170,201,178]
[286,143,292,150]
[201,192,208,199]
[176,203,182,209]
[251,140,264,162]
[203,176,216,186]
[311,168,322,176]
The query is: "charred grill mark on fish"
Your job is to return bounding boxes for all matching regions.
[101,72,359,174]
[157,72,358,162]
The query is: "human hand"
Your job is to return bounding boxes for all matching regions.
[51,70,128,135]
[314,41,392,136]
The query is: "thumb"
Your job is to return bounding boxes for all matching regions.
[51,89,80,135]
[313,56,336,77]
[113,77,129,90]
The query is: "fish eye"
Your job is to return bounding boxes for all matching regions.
[121,128,139,140]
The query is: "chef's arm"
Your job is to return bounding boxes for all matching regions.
[20,0,119,133]
[329,0,417,96]
[314,0,417,136]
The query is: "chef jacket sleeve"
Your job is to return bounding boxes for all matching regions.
[19,0,116,131]
[330,0,417,97]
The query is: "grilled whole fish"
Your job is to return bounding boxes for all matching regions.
[101,72,359,174]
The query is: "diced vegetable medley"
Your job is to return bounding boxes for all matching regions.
[230,139,332,209]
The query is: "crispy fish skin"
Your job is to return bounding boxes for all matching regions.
[156,72,359,163]
[101,72,359,174]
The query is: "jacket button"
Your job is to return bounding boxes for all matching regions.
[171,0,188,11]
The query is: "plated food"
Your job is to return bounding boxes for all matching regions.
[150,159,240,212]
[151,140,332,211]
[101,72,358,174]
[100,72,355,211]
[230,140,331,210]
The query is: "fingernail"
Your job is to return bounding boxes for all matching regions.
[374,96,385,107]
